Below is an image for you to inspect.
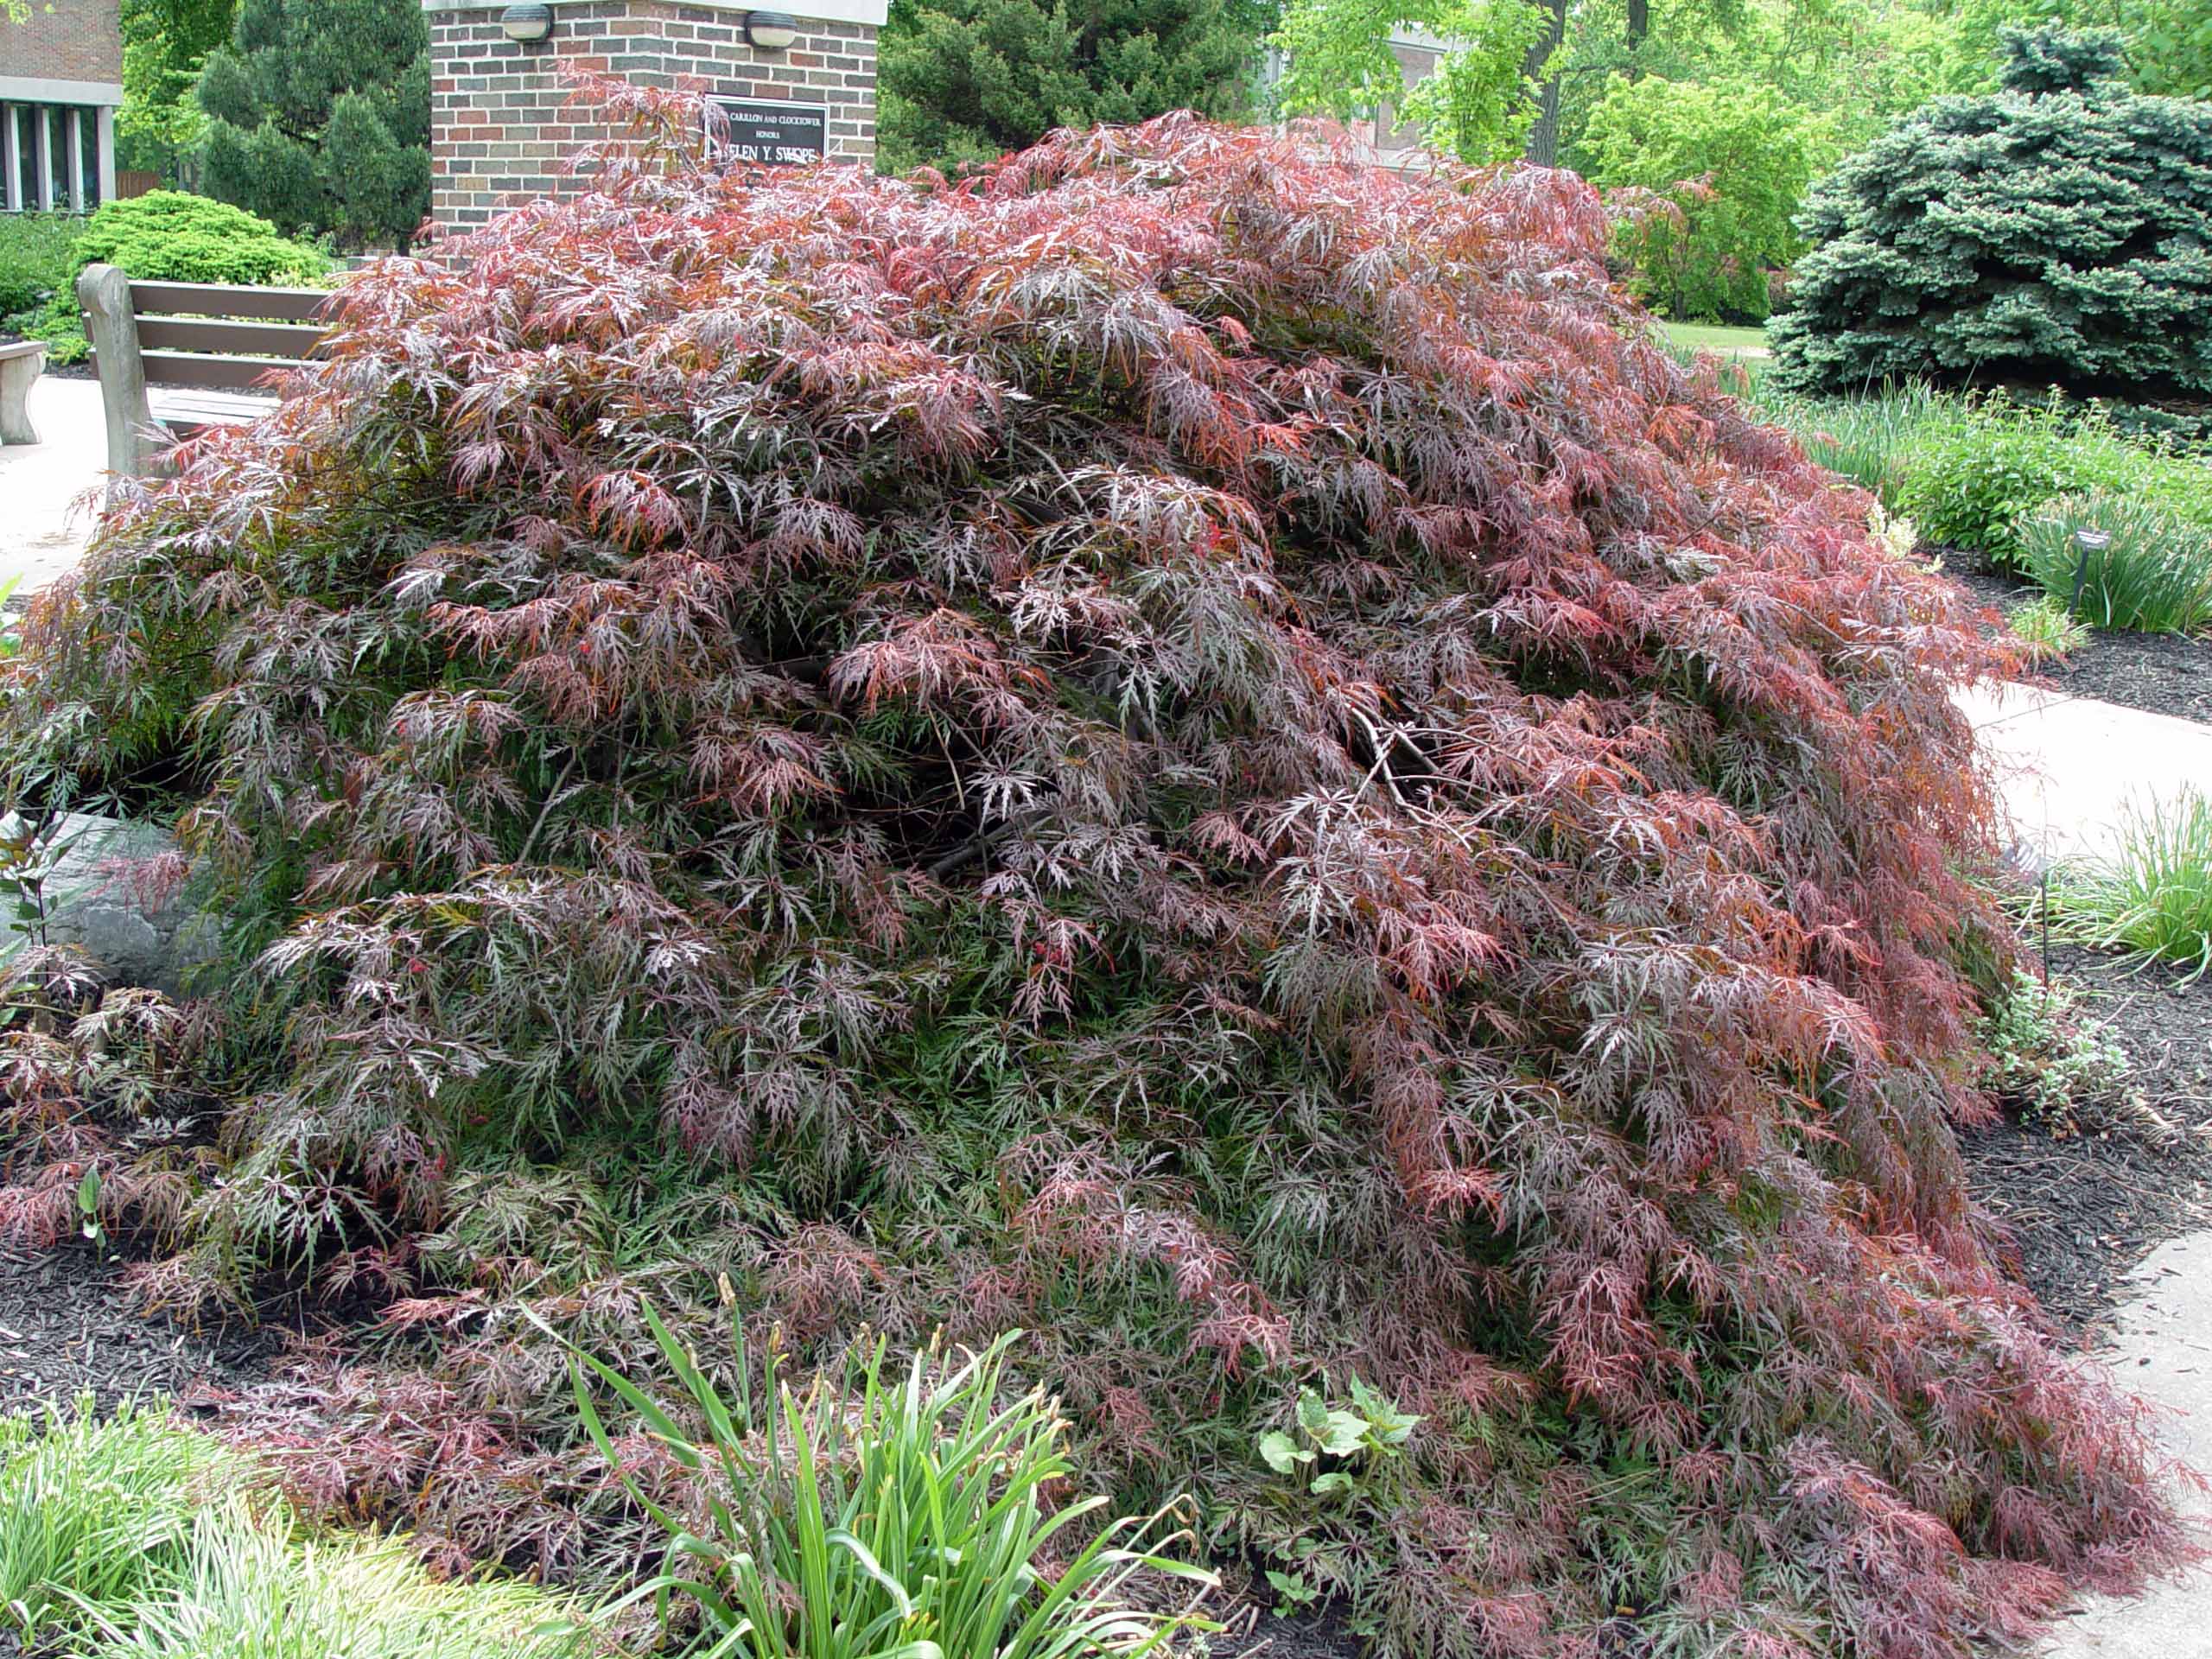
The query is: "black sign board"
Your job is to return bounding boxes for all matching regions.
[709,99,829,167]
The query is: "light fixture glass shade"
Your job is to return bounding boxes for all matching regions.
[743,10,800,48]
[501,3,555,42]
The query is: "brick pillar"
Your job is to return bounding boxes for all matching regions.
[423,0,882,233]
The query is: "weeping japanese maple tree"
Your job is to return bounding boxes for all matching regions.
[3,91,2190,1657]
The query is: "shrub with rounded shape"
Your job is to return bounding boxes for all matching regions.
[1767,25,2212,400]
[67,191,329,288]
[3,94,2190,1656]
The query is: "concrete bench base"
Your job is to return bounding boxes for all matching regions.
[0,340,43,446]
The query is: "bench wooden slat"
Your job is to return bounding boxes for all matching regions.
[93,349,301,392]
[135,317,327,359]
[124,281,332,323]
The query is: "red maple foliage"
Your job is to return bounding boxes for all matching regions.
[2,92,2191,1656]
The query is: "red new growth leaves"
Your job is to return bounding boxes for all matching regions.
[5,92,2190,1656]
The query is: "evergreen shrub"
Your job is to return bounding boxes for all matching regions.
[70,191,329,288]
[1768,25,2212,401]
[198,0,431,251]
[0,97,2190,1656]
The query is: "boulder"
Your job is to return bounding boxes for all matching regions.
[2,812,220,995]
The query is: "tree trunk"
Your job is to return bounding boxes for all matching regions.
[1522,0,1568,166]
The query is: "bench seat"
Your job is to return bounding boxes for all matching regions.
[150,387,281,443]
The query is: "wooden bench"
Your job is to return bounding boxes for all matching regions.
[0,340,43,446]
[75,263,333,477]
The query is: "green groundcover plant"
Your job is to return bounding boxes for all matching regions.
[1897,398,2212,567]
[1769,25,2212,401]
[0,89,2194,1657]
[2054,790,2212,981]
[2018,493,2212,635]
[1747,384,2212,576]
[568,1315,1214,1659]
[0,213,84,323]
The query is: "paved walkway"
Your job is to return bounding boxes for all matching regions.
[0,374,106,593]
[1961,682,2212,868]
[2044,1234,2212,1656]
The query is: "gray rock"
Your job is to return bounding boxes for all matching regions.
[2,812,221,995]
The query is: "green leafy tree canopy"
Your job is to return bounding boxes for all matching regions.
[198,0,429,250]
[1272,0,1555,164]
[1580,73,1834,321]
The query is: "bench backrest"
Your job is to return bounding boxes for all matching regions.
[76,263,336,478]
[105,279,332,391]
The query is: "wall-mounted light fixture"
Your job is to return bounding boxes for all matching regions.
[742,10,800,49]
[500,2,555,43]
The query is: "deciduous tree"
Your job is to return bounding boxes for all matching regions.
[877,0,1265,174]
[2,92,2189,1656]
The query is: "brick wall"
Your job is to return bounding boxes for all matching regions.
[3,0,125,89]
[425,1,878,232]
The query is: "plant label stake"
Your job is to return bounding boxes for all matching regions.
[2072,526,2111,620]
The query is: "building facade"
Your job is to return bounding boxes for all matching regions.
[1,0,122,213]
[424,0,882,232]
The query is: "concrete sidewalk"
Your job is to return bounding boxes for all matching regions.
[1959,681,2212,870]
[2044,1236,2212,1656]
[0,374,107,594]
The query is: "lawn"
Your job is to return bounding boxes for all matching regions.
[1660,319,1771,357]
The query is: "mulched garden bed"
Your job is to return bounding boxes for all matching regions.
[0,1243,282,1416]
[1960,944,2212,1340]
[1947,563,2212,728]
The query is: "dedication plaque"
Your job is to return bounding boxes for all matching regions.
[709,99,830,166]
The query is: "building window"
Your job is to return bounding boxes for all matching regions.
[1,101,105,213]
[10,107,33,210]
[47,107,70,210]
[79,107,100,210]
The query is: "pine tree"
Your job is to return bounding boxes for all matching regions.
[876,0,1266,175]
[1768,24,2212,400]
[197,0,430,251]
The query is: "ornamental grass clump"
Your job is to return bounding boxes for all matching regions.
[2055,790,2212,980]
[0,91,2193,1656]
[2018,493,2212,635]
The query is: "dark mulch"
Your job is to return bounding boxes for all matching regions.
[1947,563,2212,728]
[1961,944,2212,1340]
[1210,1603,1364,1659]
[0,1243,282,1415]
